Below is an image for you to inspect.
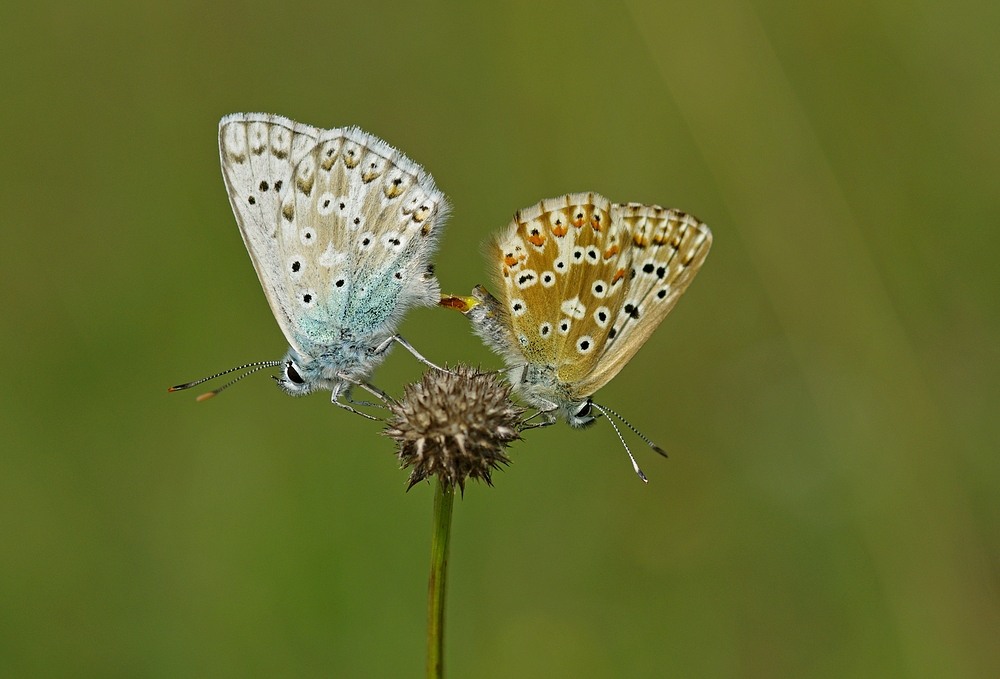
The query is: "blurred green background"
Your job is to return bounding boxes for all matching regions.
[2,1,998,677]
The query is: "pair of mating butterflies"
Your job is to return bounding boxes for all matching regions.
[172,113,712,480]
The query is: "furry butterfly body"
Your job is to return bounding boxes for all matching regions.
[213,113,448,408]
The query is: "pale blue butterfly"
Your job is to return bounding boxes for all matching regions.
[171,113,449,417]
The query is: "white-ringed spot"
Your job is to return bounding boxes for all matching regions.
[515,269,538,289]
[539,322,552,338]
[585,246,600,263]
[317,192,337,216]
[510,299,527,316]
[362,155,387,183]
[288,256,304,279]
[299,226,317,246]
[571,246,585,264]
[540,271,556,287]
[576,335,595,354]
[341,141,362,168]
[557,318,572,335]
[382,232,406,252]
[655,286,671,301]
[384,170,409,198]
[591,280,608,298]
[594,306,610,328]
[299,288,317,308]
[553,257,569,273]
[319,139,342,170]
[358,232,376,251]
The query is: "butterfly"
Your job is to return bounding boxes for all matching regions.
[171,113,449,417]
[441,192,711,479]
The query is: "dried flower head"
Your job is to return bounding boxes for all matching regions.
[383,365,525,491]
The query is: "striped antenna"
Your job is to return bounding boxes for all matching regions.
[169,361,281,401]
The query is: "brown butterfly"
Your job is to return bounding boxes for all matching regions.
[443,192,711,480]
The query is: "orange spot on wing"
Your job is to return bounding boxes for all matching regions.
[633,234,649,248]
[573,214,586,227]
[504,255,518,267]
[552,224,568,237]
[527,233,545,247]
[612,268,626,284]
[603,245,619,259]
[591,218,602,231]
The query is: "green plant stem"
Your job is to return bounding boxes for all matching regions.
[427,477,455,679]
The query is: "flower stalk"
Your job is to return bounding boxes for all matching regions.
[426,477,455,679]
[383,365,525,679]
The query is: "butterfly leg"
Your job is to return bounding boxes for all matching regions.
[343,389,383,409]
[373,334,450,374]
[478,363,526,378]
[517,400,559,431]
[330,382,380,421]
[337,375,396,408]
[336,375,395,409]
[518,413,557,431]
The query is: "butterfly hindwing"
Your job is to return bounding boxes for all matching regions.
[220,114,446,359]
[574,204,712,396]
[494,193,633,384]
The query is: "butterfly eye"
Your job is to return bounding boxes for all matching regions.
[285,362,305,385]
[574,401,592,418]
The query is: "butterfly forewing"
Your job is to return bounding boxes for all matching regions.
[221,114,322,356]
[495,192,634,383]
[574,204,712,396]
[219,114,445,358]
